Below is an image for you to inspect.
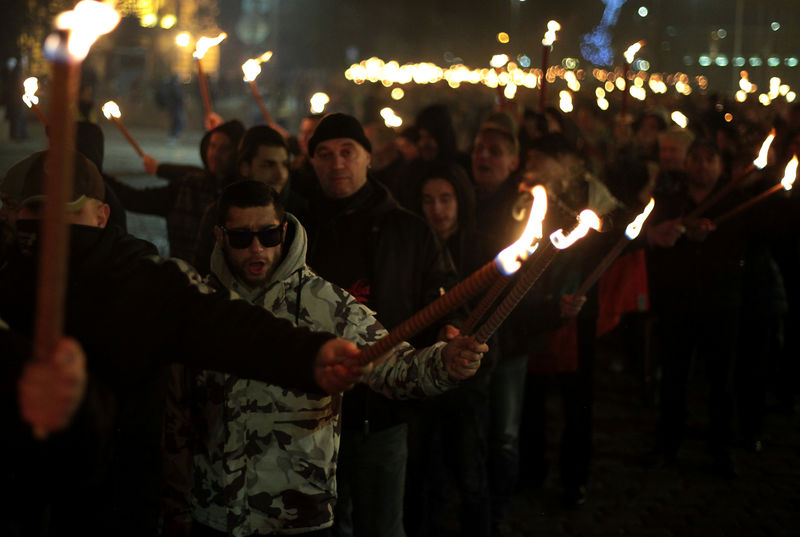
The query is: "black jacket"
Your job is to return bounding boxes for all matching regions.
[306,179,458,430]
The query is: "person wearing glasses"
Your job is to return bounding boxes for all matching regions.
[0,151,370,537]
[163,180,486,537]
[193,125,309,276]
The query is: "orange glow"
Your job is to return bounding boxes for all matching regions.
[753,130,776,170]
[193,32,227,60]
[624,41,644,64]
[624,198,655,239]
[780,155,798,190]
[47,0,120,61]
[550,210,601,249]
[496,186,548,275]
[22,77,39,107]
[101,100,121,119]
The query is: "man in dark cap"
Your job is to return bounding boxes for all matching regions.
[107,120,245,261]
[305,113,458,537]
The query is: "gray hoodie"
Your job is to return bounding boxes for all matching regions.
[164,213,456,536]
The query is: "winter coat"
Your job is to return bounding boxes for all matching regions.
[164,214,456,536]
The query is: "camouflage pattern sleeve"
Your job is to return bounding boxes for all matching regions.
[292,274,458,399]
[161,364,194,528]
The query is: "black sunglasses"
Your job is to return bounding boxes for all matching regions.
[220,224,284,249]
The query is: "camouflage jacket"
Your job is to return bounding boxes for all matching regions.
[163,213,456,536]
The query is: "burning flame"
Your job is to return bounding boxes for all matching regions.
[542,20,561,47]
[753,129,776,170]
[490,54,509,69]
[22,77,39,107]
[242,51,273,82]
[780,155,798,190]
[624,198,655,239]
[671,111,688,129]
[193,32,227,60]
[46,0,120,61]
[623,41,644,64]
[550,210,601,250]
[559,90,573,113]
[101,100,121,119]
[309,92,330,114]
[496,186,548,275]
[380,107,403,128]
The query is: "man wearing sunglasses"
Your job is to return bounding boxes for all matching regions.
[163,180,486,536]
[0,151,369,537]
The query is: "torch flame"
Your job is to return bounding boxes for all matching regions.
[49,0,120,61]
[671,111,688,129]
[242,60,261,82]
[193,32,227,60]
[780,155,798,190]
[542,20,561,46]
[624,198,655,239]
[242,51,273,82]
[623,41,644,64]
[550,210,601,250]
[753,129,776,170]
[495,186,548,275]
[22,77,39,107]
[101,100,121,119]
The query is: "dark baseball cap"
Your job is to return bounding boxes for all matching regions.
[3,150,106,211]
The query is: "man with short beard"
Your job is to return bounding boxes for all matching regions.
[163,180,486,537]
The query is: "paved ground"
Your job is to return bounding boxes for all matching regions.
[2,120,799,537]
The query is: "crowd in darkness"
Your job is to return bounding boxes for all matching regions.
[2,85,800,537]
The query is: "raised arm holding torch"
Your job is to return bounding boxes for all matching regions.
[22,77,48,128]
[575,198,655,297]
[355,185,549,366]
[712,155,797,227]
[101,100,144,157]
[35,0,119,438]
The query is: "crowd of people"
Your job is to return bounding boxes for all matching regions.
[2,88,799,537]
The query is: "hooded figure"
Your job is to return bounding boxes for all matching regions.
[164,181,466,536]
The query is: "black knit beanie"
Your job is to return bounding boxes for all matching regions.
[308,113,372,157]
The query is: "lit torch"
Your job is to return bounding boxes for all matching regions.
[575,198,655,297]
[473,209,601,343]
[102,101,144,157]
[713,155,798,226]
[22,77,48,128]
[539,20,560,113]
[620,41,644,119]
[193,32,227,120]
[460,187,548,335]
[36,0,119,437]
[309,92,330,114]
[356,186,550,365]
[242,50,274,125]
[684,129,776,222]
